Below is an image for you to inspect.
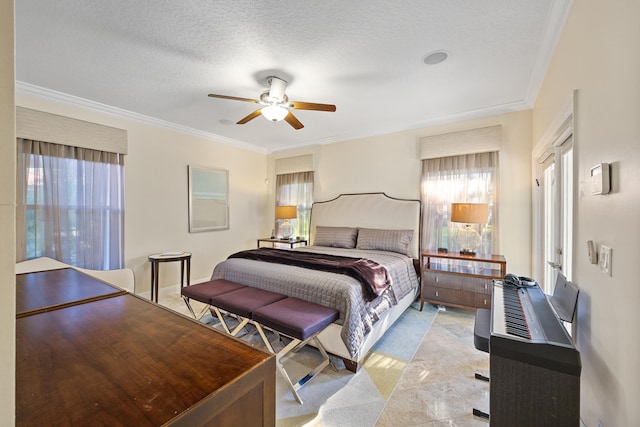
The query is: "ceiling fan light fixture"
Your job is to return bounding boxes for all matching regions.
[262,105,288,122]
[267,76,287,102]
[207,76,335,129]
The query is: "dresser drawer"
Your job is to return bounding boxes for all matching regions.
[472,292,492,308]
[423,271,494,293]
[422,286,474,307]
[422,271,465,291]
[462,276,494,294]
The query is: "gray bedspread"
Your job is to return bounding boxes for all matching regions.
[211,245,419,358]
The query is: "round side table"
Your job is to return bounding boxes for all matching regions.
[148,252,192,303]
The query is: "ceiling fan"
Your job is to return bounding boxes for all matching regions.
[208,76,336,130]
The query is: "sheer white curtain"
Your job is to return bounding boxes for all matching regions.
[421,152,499,255]
[275,171,314,240]
[16,138,125,269]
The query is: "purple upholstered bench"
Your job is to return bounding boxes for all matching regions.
[252,297,339,404]
[252,297,338,343]
[205,284,340,404]
[209,286,287,336]
[180,279,247,319]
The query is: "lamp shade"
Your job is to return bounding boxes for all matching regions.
[262,105,288,122]
[450,203,489,224]
[275,205,297,220]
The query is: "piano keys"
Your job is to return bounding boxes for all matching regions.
[488,279,581,426]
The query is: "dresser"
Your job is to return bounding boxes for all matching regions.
[420,250,506,310]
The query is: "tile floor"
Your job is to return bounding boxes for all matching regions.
[157,293,490,426]
[377,306,490,426]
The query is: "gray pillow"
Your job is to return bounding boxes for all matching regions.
[356,228,413,256]
[314,226,358,248]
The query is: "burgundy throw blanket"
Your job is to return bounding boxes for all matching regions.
[228,248,391,301]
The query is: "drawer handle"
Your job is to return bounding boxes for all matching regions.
[435,291,439,297]
[435,277,439,283]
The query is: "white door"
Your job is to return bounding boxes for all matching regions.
[538,137,573,294]
[533,93,575,294]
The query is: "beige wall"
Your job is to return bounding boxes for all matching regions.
[269,110,533,275]
[11,4,638,426]
[0,0,15,423]
[532,1,640,425]
[15,93,269,295]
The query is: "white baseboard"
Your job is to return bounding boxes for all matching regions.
[136,276,211,300]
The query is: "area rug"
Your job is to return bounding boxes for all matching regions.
[201,301,438,426]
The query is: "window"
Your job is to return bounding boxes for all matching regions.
[421,152,499,255]
[275,171,314,240]
[16,138,125,270]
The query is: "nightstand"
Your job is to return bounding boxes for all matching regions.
[257,238,308,249]
[420,250,506,310]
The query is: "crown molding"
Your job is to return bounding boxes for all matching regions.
[15,81,267,154]
[524,0,574,106]
[271,98,530,154]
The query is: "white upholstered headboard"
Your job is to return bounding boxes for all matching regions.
[309,193,421,259]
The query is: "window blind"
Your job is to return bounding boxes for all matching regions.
[16,107,128,155]
[419,125,501,160]
[275,154,314,174]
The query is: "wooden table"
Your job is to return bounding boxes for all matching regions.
[16,292,275,426]
[148,252,192,302]
[16,268,127,318]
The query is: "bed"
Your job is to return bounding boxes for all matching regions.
[211,193,421,371]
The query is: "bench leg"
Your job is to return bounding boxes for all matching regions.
[211,306,232,334]
[182,296,197,318]
[254,324,333,404]
[276,340,306,403]
[312,337,338,372]
[211,306,251,336]
[289,339,338,373]
[276,338,310,404]
[229,317,251,336]
[181,296,210,320]
[255,324,276,353]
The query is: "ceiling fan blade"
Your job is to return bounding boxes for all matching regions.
[208,93,260,103]
[237,109,263,124]
[284,111,304,130]
[288,101,336,112]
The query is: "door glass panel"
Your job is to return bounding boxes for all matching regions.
[543,159,556,294]
[561,142,573,281]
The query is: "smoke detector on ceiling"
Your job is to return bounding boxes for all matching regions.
[423,50,449,65]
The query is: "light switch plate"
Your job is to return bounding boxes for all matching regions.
[599,245,612,276]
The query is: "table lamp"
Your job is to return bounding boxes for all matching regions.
[275,205,297,240]
[450,203,489,255]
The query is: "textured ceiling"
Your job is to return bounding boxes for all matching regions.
[15,1,572,153]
